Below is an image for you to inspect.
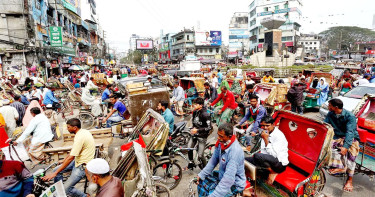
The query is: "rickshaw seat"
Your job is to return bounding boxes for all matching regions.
[358,128,375,144]
[275,150,316,193]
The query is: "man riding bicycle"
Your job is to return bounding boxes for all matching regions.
[196,123,246,197]
[236,94,266,151]
[187,97,212,170]
[210,86,238,127]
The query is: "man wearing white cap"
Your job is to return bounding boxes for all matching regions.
[86,158,124,197]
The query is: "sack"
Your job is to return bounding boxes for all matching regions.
[197,171,219,197]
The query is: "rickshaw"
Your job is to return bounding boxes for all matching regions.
[352,94,375,177]
[303,73,334,110]
[254,83,291,114]
[243,70,261,83]
[245,110,334,197]
[177,77,205,113]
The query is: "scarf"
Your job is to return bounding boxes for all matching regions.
[215,135,236,151]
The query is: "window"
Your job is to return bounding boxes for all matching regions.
[314,47,317,49]
[310,42,312,44]
[216,48,220,53]
[284,3,288,9]
[204,49,208,53]
[209,48,213,53]
[264,7,268,11]
[314,42,317,44]
[310,47,312,49]
[275,5,279,10]
[187,35,190,40]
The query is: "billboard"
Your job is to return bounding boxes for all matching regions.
[49,26,63,47]
[62,0,81,16]
[136,40,153,50]
[195,31,222,46]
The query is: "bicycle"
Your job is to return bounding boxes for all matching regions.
[32,162,58,197]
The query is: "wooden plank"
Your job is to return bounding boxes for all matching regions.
[43,143,103,153]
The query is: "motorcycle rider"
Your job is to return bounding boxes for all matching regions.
[236,94,266,151]
[187,97,212,170]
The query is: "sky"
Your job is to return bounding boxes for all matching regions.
[96,0,375,52]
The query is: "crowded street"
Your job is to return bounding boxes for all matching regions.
[1,0,375,197]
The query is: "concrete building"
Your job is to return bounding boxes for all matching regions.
[372,14,375,31]
[248,0,302,53]
[159,31,176,64]
[129,34,140,51]
[0,0,107,77]
[298,34,321,57]
[228,12,250,61]
[171,29,195,62]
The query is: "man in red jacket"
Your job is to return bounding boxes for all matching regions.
[210,86,238,126]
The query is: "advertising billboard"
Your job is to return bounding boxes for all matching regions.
[49,26,63,47]
[136,40,154,50]
[195,31,222,46]
[62,0,81,16]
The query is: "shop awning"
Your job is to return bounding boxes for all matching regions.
[68,65,84,71]
[285,42,294,47]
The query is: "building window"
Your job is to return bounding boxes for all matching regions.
[310,47,312,49]
[310,42,312,44]
[209,48,213,53]
[199,49,202,53]
[275,5,279,10]
[187,35,190,40]
[216,48,219,53]
[204,49,208,53]
[314,47,317,49]
[284,3,288,9]
[264,7,268,11]
[314,42,317,44]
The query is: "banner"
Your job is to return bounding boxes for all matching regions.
[195,31,222,46]
[136,40,153,50]
[49,26,63,47]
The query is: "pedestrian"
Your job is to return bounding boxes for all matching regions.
[80,74,87,87]
[211,73,218,89]
[85,159,124,197]
[217,69,223,84]
[325,98,359,192]
[317,77,329,106]
[197,123,245,196]
[42,118,95,197]
[10,95,26,126]
[171,81,185,116]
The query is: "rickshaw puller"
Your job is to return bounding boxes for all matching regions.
[245,116,289,185]
[210,86,238,127]
[236,94,266,151]
[325,98,359,192]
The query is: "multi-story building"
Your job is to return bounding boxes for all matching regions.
[0,0,107,77]
[159,31,176,64]
[248,0,302,53]
[298,34,321,57]
[228,12,250,61]
[171,29,195,62]
[129,34,141,52]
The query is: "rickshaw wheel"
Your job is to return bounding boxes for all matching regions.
[78,112,95,129]
[304,169,326,196]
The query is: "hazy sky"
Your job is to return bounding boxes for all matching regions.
[96,0,374,52]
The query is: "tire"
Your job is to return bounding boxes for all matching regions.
[304,169,326,196]
[78,112,95,129]
[153,161,182,190]
[155,182,171,197]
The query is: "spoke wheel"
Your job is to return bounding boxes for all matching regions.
[155,182,171,197]
[78,112,95,129]
[153,161,182,190]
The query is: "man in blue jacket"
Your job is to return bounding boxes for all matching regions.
[236,94,266,151]
[197,123,246,197]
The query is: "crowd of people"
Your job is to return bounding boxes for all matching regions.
[1,64,373,196]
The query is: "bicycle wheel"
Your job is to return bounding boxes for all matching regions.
[153,161,182,190]
[78,112,95,129]
[155,182,171,197]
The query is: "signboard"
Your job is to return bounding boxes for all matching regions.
[257,7,298,17]
[365,49,375,54]
[49,26,63,47]
[195,31,222,46]
[160,43,169,52]
[62,0,81,16]
[61,46,76,56]
[87,56,94,65]
[136,40,153,50]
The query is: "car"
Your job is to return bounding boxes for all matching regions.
[319,83,375,118]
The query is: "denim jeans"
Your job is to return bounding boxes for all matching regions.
[53,160,87,197]
[106,112,124,127]
[187,137,207,166]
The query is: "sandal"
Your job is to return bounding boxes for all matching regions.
[327,168,345,176]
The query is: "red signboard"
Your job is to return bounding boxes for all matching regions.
[365,50,375,54]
